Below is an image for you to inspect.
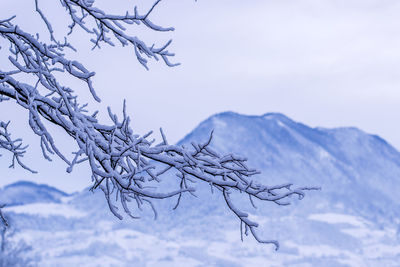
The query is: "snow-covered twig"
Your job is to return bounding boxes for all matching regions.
[0,121,36,173]
[0,1,319,249]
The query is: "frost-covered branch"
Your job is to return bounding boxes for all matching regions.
[38,0,179,69]
[0,1,319,249]
[0,121,36,173]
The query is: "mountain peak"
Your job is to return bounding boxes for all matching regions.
[213,111,291,121]
[262,112,290,120]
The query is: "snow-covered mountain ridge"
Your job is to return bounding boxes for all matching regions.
[2,111,400,266]
[178,112,400,222]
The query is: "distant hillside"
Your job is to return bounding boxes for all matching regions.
[0,180,69,206]
[3,112,400,266]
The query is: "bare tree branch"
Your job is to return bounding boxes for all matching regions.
[0,0,319,249]
[0,121,36,173]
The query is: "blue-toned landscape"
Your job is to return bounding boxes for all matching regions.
[1,1,400,266]
[3,112,400,266]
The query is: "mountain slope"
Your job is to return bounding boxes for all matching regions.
[3,111,400,266]
[176,112,400,223]
[0,181,69,206]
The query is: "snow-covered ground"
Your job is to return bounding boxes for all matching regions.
[4,202,85,219]
[7,208,400,266]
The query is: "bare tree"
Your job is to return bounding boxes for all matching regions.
[0,0,318,250]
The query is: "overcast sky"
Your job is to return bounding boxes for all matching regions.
[1,0,399,192]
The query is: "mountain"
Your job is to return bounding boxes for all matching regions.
[176,112,400,223]
[3,112,400,266]
[0,180,69,206]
